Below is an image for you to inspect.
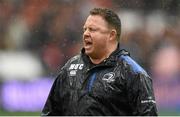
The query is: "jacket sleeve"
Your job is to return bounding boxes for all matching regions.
[41,68,66,116]
[126,72,158,116]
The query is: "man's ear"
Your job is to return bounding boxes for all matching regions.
[109,29,117,41]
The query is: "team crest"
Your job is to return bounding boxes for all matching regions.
[102,72,115,83]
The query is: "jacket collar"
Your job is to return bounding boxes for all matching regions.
[81,43,129,68]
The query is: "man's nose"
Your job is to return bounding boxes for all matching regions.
[83,29,90,37]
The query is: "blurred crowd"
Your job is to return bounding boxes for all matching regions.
[0,0,180,115]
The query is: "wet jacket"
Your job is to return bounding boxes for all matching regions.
[41,45,158,116]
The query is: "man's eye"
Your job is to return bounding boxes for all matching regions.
[83,27,97,33]
[89,28,97,32]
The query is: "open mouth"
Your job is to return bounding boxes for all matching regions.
[84,40,93,48]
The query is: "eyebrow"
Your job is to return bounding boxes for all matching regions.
[83,24,97,28]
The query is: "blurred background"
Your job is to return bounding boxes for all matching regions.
[0,0,180,115]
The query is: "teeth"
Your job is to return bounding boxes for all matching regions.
[84,38,92,47]
[84,40,92,45]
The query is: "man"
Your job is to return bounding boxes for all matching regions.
[41,8,158,116]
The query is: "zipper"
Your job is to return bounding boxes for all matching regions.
[87,72,97,92]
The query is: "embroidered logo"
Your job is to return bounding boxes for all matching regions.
[102,72,115,83]
[69,64,83,70]
[69,64,83,76]
[69,70,77,76]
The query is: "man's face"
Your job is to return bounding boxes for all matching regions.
[83,15,111,58]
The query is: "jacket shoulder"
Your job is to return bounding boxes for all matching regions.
[62,54,82,70]
[65,55,81,65]
[119,55,148,76]
[56,54,81,77]
[68,55,81,63]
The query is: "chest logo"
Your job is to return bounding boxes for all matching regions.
[69,64,83,76]
[69,64,84,70]
[102,72,115,83]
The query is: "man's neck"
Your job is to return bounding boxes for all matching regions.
[89,56,107,64]
[89,43,118,64]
